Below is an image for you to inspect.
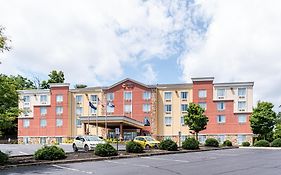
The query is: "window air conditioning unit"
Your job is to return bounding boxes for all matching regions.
[239,109,245,111]
[239,96,245,99]
[218,96,224,99]
[24,102,30,106]
[41,101,47,104]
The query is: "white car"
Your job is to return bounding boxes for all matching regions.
[72,135,106,152]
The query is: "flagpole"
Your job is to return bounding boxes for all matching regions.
[105,95,107,139]
[85,94,90,135]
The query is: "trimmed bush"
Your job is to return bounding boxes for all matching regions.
[271,138,281,147]
[254,140,270,147]
[34,145,66,160]
[242,141,250,147]
[126,141,144,153]
[0,151,8,165]
[205,138,219,147]
[182,138,199,150]
[223,140,232,146]
[95,143,118,157]
[159,139,178,151]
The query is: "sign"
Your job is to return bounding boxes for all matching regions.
[115,128,120,135]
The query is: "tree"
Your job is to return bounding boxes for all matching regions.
[0,26,11,53]
[41,70,65,89]
[74,84,87,89]
[250,101,277,140]
[184,103,209,140]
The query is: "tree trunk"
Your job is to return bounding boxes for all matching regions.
[195,132,198,141]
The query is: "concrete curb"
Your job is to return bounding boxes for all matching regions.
[0,146,237,170]
[239,146,281,150]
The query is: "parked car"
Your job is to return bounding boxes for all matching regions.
[133,136,160,149]
[72,135,106,152]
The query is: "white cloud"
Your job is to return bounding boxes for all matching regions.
[180,0,281,109]
[142,64,157,84]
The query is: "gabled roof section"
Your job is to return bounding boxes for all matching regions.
[104,78,153,90]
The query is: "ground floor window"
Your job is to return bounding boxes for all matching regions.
[124,132,137,141]
[180,135,188,141]
[40,137,46,144]
[23,137,29,144]
[217,135,225,143]
[238,135,246,145]
[198,135,206,144]
[56,137,62,144]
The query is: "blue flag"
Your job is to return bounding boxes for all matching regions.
[107,102,115,108]
[89,101,97,110]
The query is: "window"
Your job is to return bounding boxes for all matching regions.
[238,101,246,110]
[56,119,63,127]
[76,107,83,115]
[164,136,171,140]
[164,116,172,126]
[181,92,188,100]
[40,137,46,144]
[238,88,246,97]
[217,115,226,123]
[165,104,172,113]
[180,116,185,126]
[217,89,225,98]
[23,96,30,102]
[198,102,207,110]
[238,135,246,145]
[23,119,30,128]
[40,119,47,127]
[91,107,97,114]
[124,104,132,113]
[90,95,97,102]
[144,117,150,126]
[217,102,225,111]
[164,92,172,101]
[198,135,206,144]
[238,115,247,123]
[107,105,114,113]
[56,137,63,144]
[56,106,63,115]
[76,119,81,127]
[40,107,47,116]
[217,135,225,143]
[56,95,63,103]
[107,93,114,101]
[198,90,207,98]
[23,107,30,116]
[143,91,151,100]
[181,104,188,112]
[40,95,47,103]
[124,91,132,100]
[76,95,83,103]
[143,104,151,112]
[180,135,188,142]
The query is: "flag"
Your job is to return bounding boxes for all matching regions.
[107,102,115,108]
[89,101,97,110]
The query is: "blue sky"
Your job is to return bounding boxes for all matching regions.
[1,0,281,109]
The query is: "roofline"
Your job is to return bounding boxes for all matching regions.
[49,83,70,87]
[191,77,215,82]
[17,89,50,94]
[214,82,254,87]
[104,78,152,90]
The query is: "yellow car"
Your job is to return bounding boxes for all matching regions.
[133,136,160,149]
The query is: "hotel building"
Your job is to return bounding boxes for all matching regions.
[17,77,254,145]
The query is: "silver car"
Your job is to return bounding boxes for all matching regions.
[72,135,106,152]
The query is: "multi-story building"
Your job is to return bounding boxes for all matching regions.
[17,77,254,145]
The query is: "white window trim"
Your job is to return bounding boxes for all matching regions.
[164,91,172,102]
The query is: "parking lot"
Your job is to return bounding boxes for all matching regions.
[2,148,281,175]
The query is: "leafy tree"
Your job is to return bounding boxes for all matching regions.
[74,84,87,89]
[250,101,277,140]
[184,103,209,140]
[0,26,11,64]
[41,70,65,89]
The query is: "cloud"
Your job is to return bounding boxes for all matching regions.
[180,0,281,109]
[142,64,157,84]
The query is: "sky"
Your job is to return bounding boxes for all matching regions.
[0,0,281,110]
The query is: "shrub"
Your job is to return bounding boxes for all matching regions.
[271,138,281,147]
[34,145,66,160]
[0,151,8,165]
[126,141,144,153]
[242,141,250,147]
[254,140,270,147]
[95,143,118,157]
[223,140,232,146]
[205,138,219,147]
[182,138,199,150]
[159,139,178,151]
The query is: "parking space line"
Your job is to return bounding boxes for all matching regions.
[19,151,29,155]
[141,157,190,163]
[52,164,94,174]
[105,160,150,167]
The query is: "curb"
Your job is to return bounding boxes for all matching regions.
[0,147,237,170]
[239,146,281,150]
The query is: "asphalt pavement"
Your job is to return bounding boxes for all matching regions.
[2,148,281,175]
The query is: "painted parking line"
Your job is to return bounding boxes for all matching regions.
[52,164,94,174]
[141,157,190,163]
[19,151,29,155]
[105,160,150,167]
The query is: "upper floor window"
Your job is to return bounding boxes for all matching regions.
[23,96,30,102]
[56,95,63,103]
[238,101,246,111]
[164,104,172,113]
[124,91,132,100]
[76,119,82,127]
[40,119,47,127]
[198,90,207,98]
[107,105,114,113]
[143,91,151,100]
[181,116,185,126]
[124,104,132,113]
[164,92,172,101]
[23,119,30,128]
[90,95,97,102]
[56,119,63,127]
[217,115,226,123]
[238,88,246,97]
[238,115,247,123]
[181,104,188,112]
[143,104,151,112]
[144,117,150,126]
[75,95,83,103]
[181,92,188,100]
[76,107,83,115]
[198,102,207,110]
[56,106,63,115]
[217,102,225,111]
[23,107,30,116]
[217,89,225,98]
[164,116,172,126]
[107,93,114,101]
[40,107,47,116]
[91,107,97,114]
[40,95,47,103]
